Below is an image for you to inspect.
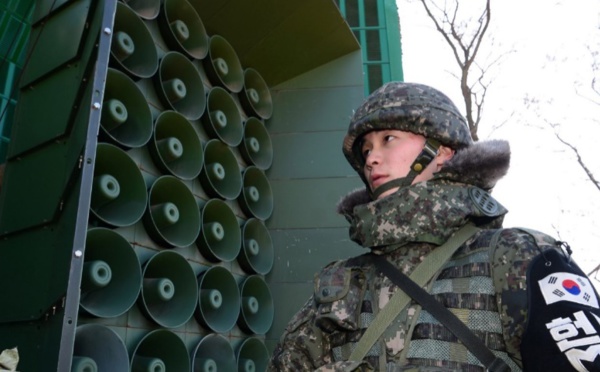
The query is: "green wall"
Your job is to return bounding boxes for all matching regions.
[265,51,366,348]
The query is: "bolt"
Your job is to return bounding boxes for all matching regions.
[103,27,112,35]
[74,250,83,258]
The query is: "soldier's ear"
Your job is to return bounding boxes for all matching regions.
[436,146,455,169]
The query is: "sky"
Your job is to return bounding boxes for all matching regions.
[396,0,600,275]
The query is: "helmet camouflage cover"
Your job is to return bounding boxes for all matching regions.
[343,82,473,173]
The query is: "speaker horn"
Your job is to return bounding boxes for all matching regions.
[142,175,201,248]
[198,139,242,200]
[237,166,273,221]
[73,324,129,372]
[236,337,269,372]
[80,228,142,318]
[158,0,208,60]
[238,218,273,275]
[196,198,241,262]
[154,51,207,121]
[195,266,241,333]
[203,35,244,93]
[191,334,237,372]
[239,117,273,170]
[149,110,204,180]
[122,0,160,20]
[238,275,274,335]
[138,251,199,328]
[202,87,243,147]
[112,2,158,79]
[101,68,152,148]
[91,143,147,227]
[131,329,190,372]
[240,68,273,120]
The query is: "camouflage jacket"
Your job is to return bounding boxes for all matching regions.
[268,141,596,371]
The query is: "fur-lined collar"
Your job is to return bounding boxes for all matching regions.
[337,139,510,216]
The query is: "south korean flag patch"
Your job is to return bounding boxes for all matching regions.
[522,246,600,371]
[539,272,600,309]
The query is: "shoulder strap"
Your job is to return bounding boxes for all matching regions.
[348,224,480,362]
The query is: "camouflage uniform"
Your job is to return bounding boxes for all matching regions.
[268,83,597,371]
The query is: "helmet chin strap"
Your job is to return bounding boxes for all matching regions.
[370,139,441,200]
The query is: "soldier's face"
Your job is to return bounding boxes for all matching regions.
[361,130,428,199]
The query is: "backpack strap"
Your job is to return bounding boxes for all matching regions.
[348,223,481,363]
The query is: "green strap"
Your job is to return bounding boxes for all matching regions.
[348,223,481,362]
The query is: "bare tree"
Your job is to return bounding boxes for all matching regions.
[415,0,493,140]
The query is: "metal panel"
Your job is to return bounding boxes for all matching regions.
[8,62,88,157]
[20,0,91,86]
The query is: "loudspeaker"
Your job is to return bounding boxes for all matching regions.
[80,228,142,318]
[101,68,153,148]
[196,198,241,262]
[143,175,201,248]
[239,68,273,120]
[237,166,273,221]
[202,86,243,146]
[122,0,161,20]
[238,218,273,275]
[158,0,208,60]
[149,110,204,180]
[236,337,269,372]
[202,35,244,93]
[196,266,241,333]
[90,143,147,227]
[72,324,129,372]
[154,51,207,121]
[191,334,237,372]
[131,329,190,372]
[112,2,158,79]
[138,251,199,328]
[198,139,242,200]
[238,275,274,335]
[239,117,273,170]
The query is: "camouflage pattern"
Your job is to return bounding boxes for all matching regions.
[268,180,564,371]
[342,82,473,174]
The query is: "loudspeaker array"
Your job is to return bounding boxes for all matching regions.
[74,1,275,370]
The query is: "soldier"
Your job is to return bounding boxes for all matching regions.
[268,82,600,371]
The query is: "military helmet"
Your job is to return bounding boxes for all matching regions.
[343,82,473,173]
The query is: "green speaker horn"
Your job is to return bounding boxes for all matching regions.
[139,250,199,328]
[238,218,273,275]
[149,110,204,180]
[238,275,274,335]
[196,266,241,333]
[80,228,142,318]
[158,0,208,60]
[236,337,269,372]
[196,198,241,262]
[122,0,160,20]
[239,117,273,170]
[143,175,201,248]
[202,86,243,146]
[240,68,273,120]
[154,51,207,120]
[192,334,237,372]
[203,35,244,93]
[101,68,152,148]
[237,166,273,221]
[198,139,242,200]
[73,324,129,372]
[112,2,158,79]
[91,143,147,227]
[131,329,190,372]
